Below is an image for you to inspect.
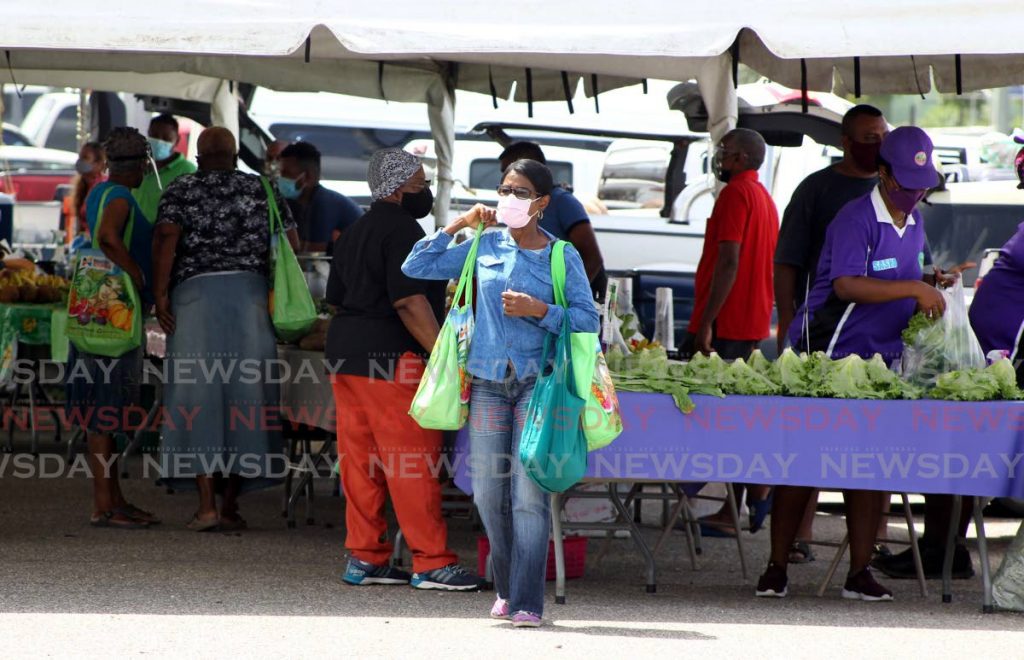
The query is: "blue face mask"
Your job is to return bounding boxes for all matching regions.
[147,137,175,161]
[277,176,302,200]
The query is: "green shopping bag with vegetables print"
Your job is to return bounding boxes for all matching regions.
[550,240,623,450]
[65,187,142,358]
[260,176,317,342]
[409,225,484,430]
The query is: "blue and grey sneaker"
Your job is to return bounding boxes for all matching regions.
[342,558,411,586]
[410,563,482,591]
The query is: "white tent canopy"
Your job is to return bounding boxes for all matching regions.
[6,1,1024,95]
[5,0,1024,221]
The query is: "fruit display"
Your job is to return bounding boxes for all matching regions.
[0,270,70,304]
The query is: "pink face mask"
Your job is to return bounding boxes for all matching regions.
[497,195,535,228]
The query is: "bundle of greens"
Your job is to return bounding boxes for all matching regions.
[928,358,1024,401]
[901,282,986,388]
[605,342,1018,409]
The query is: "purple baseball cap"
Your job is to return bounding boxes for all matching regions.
[879,126,938,190]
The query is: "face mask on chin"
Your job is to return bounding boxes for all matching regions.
[849,140,881,172]
[401,188,434,219]
[711,153,732,184]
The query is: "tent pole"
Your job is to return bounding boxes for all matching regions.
[427,66,456,228]
[211,79,240,147]
[697,55,738,147]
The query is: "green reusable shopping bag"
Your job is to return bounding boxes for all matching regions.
[65,187,143,358]
[519,315,588,493]
[261,177,317,342]
[550,241,623,450]
[409,225,484,430]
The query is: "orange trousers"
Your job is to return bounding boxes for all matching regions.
[331,354,456,573]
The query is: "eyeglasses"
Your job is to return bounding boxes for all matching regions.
[497,185,538,201]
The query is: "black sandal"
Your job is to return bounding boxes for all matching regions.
[90,510,149,530]
[788,540,815,564]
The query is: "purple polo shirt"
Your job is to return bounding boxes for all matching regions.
[791,188,926,362]
[969,222,1024,357]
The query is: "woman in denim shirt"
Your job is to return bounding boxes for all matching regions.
[403,159,599,627]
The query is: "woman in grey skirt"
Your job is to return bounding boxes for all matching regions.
[151,127,299,531]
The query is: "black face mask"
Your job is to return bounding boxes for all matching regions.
[401,188,434,219]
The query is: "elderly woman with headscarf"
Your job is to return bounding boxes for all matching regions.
[66,127,159,529]
[325,148,480,591]
[151,126,299,531]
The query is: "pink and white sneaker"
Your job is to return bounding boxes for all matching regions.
[490,597,510,619]
[511,611,542,628]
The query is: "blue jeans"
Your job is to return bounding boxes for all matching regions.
[469,373,549,616]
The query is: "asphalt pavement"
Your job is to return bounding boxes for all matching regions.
[0,447,1022,658]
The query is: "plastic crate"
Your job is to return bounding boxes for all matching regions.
[477,535,587,582]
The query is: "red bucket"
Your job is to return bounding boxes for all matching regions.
[477,535,587,582]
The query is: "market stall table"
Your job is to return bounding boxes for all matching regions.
[453,392,1024,609]
[0,303,67,453]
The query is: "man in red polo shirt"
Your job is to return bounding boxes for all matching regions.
[683,128,779,539]
[684,128,779,359]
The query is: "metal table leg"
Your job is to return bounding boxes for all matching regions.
[725,483,749,580]
[901,492,928,598]
[27,380,38,456]
[551,493,567,604]
[942,495,963,603]
[607,483,657,593]
[973,496,994,613]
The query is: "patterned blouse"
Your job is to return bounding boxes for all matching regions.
[156,170,295,287]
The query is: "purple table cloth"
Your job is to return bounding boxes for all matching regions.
[453,392,1024,499]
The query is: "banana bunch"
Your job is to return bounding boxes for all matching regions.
[0,270,70,304]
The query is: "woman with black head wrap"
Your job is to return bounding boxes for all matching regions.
[66,126,159,529]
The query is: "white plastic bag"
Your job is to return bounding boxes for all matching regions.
[993,520,1024,611]
[901,279,986,387]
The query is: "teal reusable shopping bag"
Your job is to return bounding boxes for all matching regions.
[550,241,623,450]
[519,315,588,493]
[409,225,484,430]
[65,187,143,358]
[260,177,317,342]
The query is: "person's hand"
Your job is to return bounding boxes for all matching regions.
[914,281,946,319]
[445,204,497,234]
[696,320,714,356]
[155,293,175,335]
[502,290,547,318]
[933,261,977,288]
[776,310,794,356]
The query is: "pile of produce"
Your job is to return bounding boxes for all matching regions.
[0,270,70,304]
[606,345,1022,411]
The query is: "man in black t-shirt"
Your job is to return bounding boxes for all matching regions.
[774,105,889,353]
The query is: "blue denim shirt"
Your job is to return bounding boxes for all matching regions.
[403,228,600,381]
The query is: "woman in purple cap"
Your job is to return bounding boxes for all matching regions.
[757,126,952,603]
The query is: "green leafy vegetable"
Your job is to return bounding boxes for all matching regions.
[726,358,782,395]
[928,358,1024,401]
